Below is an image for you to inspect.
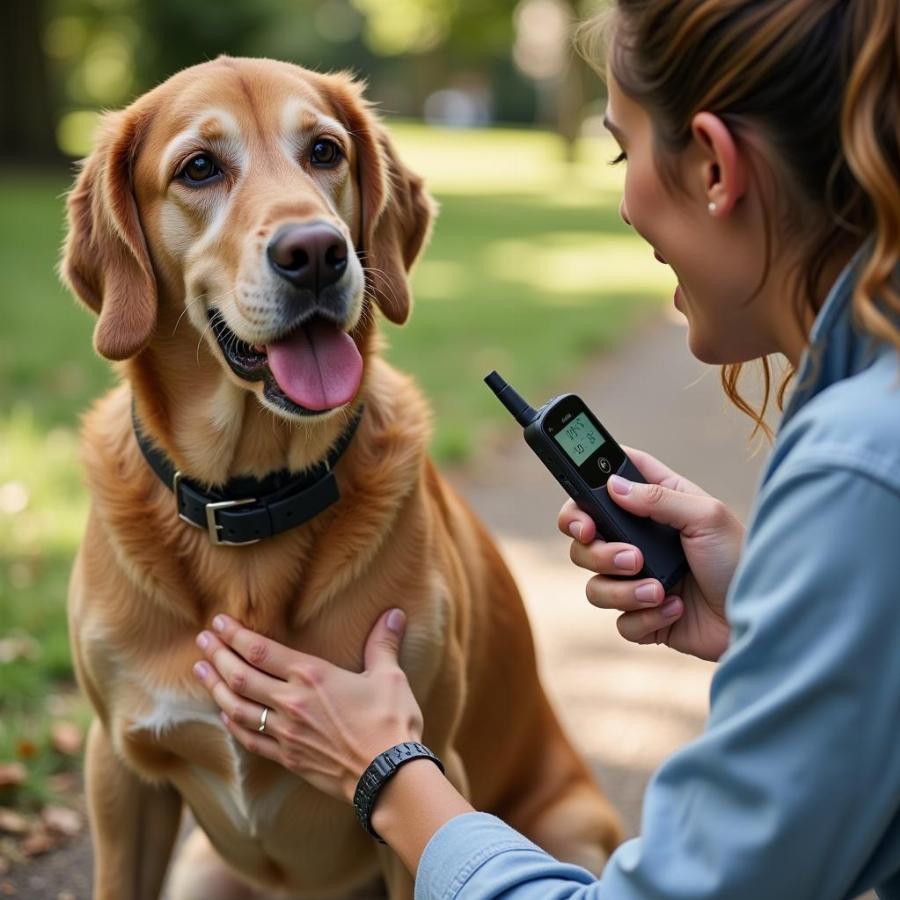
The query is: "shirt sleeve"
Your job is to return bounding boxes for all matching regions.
[415,460,900,900]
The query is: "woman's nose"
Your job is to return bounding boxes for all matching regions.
[619,198,631,227]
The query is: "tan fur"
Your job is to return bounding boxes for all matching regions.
[62,56,622,900]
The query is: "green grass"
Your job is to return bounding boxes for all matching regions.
[0,123,672,807]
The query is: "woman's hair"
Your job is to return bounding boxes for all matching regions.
[581,0,900,441]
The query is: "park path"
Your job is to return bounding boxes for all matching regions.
[6,309,876,899]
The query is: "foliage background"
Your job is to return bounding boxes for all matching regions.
[3,0,606,162]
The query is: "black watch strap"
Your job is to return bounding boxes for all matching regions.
[353,742,444,843]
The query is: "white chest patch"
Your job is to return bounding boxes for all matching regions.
[130,688,222,736]
[129,688,296,839]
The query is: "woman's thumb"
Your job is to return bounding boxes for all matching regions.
[364,608,406,671]
[607,474,699,532]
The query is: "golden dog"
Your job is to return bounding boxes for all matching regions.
[61,56,622,899]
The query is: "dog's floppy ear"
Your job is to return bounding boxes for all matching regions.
[329,77,434,326]
[61,107,157,360]
[361,129,434,325]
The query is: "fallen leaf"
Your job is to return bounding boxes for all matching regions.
[14,740,37,761]
[0,810,28,835]
[0,879,15,895]
[42,805,82,836]
[0,861,6,876]
[50,721,82,756]
[0,765,26,788]
[20,826,57,857]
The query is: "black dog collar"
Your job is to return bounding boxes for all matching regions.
[132,404,363,546]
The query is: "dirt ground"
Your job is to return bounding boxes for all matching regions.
[4,311,876,899]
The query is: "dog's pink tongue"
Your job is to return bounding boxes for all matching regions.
[266,319,362,411]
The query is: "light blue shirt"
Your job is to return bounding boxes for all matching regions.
[415,250,900,900]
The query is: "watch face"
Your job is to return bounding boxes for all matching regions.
[542,395,625,489]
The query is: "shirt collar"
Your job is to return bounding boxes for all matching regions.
[780,242,878,428]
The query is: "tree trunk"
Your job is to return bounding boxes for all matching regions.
[0,0,64,165]
[557,53,585,164]
[556,0,586,164]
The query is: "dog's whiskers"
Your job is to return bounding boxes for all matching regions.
[195,312,221,366]
[363,270,394,294]
[172,295,208,338]
[363,281,396,315]
[359,264,392,292]
[175,284,247,339]
[358,257,400,306]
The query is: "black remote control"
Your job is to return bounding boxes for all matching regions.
[485,371,688,592]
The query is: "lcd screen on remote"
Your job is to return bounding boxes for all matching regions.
[553,412,606,466]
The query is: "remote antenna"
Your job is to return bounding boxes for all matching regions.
[484,371,538,426]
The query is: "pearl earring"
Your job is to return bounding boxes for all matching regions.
[708,202,718,215]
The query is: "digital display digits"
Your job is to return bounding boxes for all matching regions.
[553,412,606,466]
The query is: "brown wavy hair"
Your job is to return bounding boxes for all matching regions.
[581,0,900,441]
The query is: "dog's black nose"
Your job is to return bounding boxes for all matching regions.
[267,222,348,293]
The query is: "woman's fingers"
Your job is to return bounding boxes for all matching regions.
[192,655,284,745]
[363,608,406,672]
[196,630,286,707]
[571,537,666,612]
[558,499,597,544]
[570,537,644,575]
[616,597,684,643]
[621,446,708,497]
[606,474,715,533]
[620,445,680,487]
[585,574,664,611]
[209,614,306,681]
[559,447,708,548]
[218,711,284,765]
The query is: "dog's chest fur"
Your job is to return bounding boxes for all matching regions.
[120,677,378,889]
[98,570,449,859]
[73,367,453,886]
[129,686,298,839]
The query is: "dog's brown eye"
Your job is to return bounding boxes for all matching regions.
[181,154,220,184]
[311,140,342,168]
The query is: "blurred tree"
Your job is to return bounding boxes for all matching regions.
[513,0,602,161]
[558,0,592,162]
[0,0,64,164]
[19,0,605,160]
[238,0,537,125]
[134,0,282,90]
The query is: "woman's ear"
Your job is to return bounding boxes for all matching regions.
[327,74,435,326]
[60,107,158,360]
[690,112,747,216]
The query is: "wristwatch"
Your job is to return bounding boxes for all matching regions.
[353,741,445,843]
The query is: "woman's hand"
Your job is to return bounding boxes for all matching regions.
[191,609,423,804]
[558,446,743,662]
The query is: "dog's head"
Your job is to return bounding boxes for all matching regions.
[61,57,433,420]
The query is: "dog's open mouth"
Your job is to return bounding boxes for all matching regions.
[208,309,363,414]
